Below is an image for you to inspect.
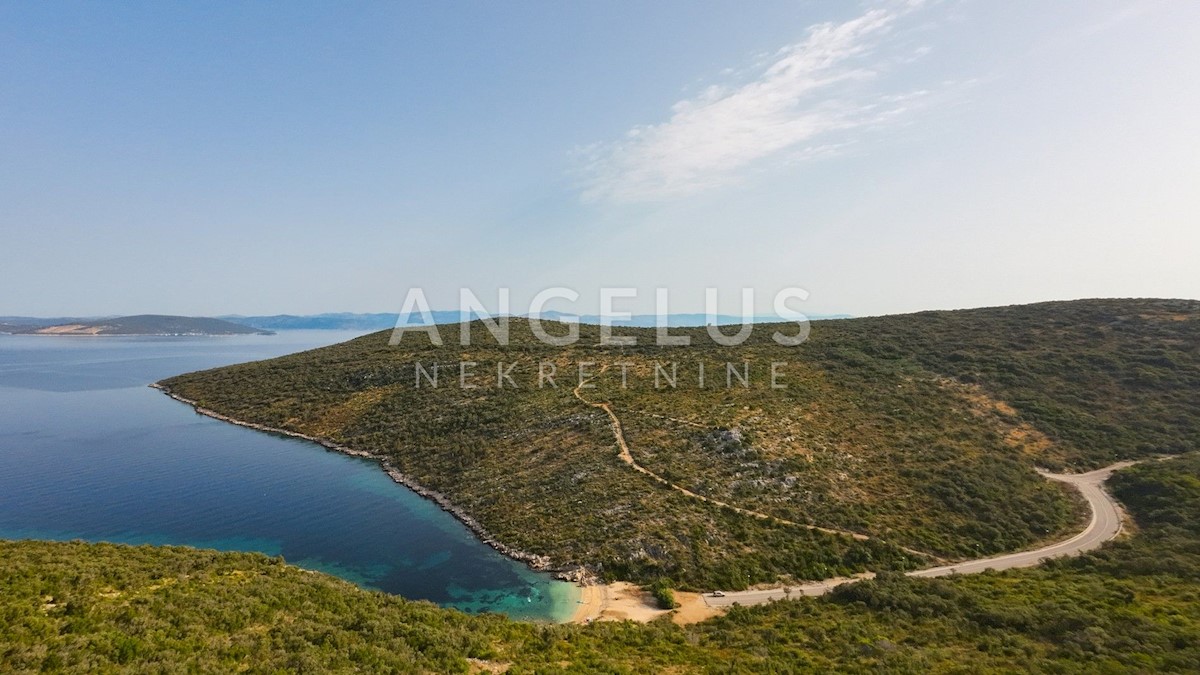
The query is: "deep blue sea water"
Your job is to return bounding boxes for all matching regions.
[0,332,578,621]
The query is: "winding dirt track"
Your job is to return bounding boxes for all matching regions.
[572,372,940,561]
[570,373,1144,609]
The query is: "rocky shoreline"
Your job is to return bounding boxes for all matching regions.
[149,383,595,586]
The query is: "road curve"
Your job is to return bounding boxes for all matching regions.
[705,461,1136,608]
[571,372,940,559]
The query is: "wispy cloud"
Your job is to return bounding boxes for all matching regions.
[577,2,935,203]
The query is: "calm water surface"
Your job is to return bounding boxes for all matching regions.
[0,331,578,621]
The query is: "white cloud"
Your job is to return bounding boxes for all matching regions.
[577,3,934,203]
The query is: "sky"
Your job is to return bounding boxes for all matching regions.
[2,0,1198,318]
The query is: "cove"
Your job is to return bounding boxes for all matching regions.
[0,331,579,622]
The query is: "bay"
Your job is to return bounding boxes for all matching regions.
[0,331,578,622]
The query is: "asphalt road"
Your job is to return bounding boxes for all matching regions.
[704,461,1135,608]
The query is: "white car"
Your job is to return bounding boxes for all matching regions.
[709,591,726,597]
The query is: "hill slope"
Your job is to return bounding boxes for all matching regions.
[157,299,1200,589]
[3,455,1198,672]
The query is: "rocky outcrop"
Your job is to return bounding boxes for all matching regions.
[553,567,593,584]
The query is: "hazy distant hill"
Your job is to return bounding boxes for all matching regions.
[535,310,852,326]
[17,315,272,336]
[2,311,848,334]
[0,316,115,332]
[222,311,851,331]
[221,313,405,331]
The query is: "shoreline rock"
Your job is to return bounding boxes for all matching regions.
[149,383,596,584]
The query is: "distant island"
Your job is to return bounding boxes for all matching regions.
[1,314,273,336]
[2,311,853,335]
[219,312,404,331]
[219,311,853,331]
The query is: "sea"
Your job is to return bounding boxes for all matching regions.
[0,331,578,621]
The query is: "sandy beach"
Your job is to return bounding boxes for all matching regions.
[569,582,724,625]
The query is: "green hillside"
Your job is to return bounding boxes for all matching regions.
[157,299,1200,589]
[3,455,1198,673]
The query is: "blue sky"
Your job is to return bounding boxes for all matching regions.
[2,1,1198,317]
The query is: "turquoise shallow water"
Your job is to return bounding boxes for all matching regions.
[0,332,578,622]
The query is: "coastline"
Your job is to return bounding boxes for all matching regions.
[150,382,1140,627]
[149,383,594,606]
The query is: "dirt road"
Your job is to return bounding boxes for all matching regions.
[704,461,1136,608]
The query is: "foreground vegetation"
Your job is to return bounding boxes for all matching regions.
[157,299,1199,588]
[3,455,1199,672]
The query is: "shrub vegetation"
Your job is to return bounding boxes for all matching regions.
[2,455,1199,672]
[157,299,1200,589]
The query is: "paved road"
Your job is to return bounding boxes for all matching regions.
[705,461,1135,608]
